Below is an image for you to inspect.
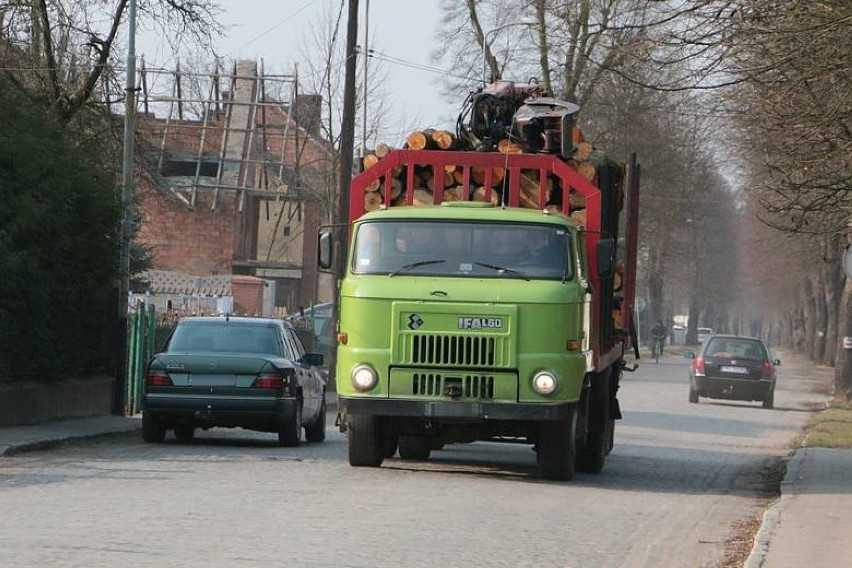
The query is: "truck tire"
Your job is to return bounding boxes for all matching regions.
[304,397,327,443]
[577,371,610,474]
[278,402,302,447]
[348,414,384,467]
[398,434,432,460]
[142,412,166,443]
[383,434,399,458]
[537,407,577,481]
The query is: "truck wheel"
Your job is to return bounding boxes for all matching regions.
[398,434,432,460]
[304,397,327,443]
[689,385,699,404]
[537,408,577,481]
[577,371,609,474]
[762,389,774,410]
[383,434,399,458]
[348,414,384,467]
[142,412,166,443]
[278,402,302,447]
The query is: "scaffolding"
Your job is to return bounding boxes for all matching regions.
[134,59,314,212]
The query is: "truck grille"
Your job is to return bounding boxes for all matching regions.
[403,333,506,367]
[412,372,495,399]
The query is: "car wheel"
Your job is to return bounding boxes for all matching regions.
[278,401,302,447]
[304,397,327,443]
[763,389,774,410]
[398,435,432,460]
[142,412,166,443]
[537,407,577,481]
[174,426,195,442]
[689,384,699,404]
[348,414,384,467]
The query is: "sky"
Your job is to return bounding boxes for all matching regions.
[136,0,461,144]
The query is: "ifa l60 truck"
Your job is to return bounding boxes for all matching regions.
[320,81,640,480]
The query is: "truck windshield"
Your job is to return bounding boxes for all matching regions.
[351,221,572,281]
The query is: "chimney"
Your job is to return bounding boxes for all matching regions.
[293,94,322,137]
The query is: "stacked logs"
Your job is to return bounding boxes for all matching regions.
[360,126,621,227]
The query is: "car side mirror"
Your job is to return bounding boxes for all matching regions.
[318,230,334,271]
[302,352,324,367]
[684,351,695,359]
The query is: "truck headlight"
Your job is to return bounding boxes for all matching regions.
[352,364,378,391]
[532,371,558,395]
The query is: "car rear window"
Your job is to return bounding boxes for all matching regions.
[169,322,281,355]
[705,338,765,359]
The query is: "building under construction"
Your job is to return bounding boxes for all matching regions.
[132,59,334,316]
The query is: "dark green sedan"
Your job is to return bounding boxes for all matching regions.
[142,316,327,446]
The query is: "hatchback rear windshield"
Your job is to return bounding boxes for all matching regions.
[704,338,766,360]
[169,322,280,355]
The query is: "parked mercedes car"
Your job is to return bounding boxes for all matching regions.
[142,316,327,445]
[685,334,780,409]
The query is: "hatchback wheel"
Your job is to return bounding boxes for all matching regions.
[142,412,166,443]
[763,389,774,410]
[689,385,699,404]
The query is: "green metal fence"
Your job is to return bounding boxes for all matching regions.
[125,305,157,415]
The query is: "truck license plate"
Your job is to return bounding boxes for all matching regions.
[720,366,748,374]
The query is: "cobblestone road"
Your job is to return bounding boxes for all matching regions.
[0,350,831,567]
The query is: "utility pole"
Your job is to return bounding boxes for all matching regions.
[115,0,137,415]
[329,0,359,391]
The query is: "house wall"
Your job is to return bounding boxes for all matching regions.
[133,65,333,313]
[138,182,237,275]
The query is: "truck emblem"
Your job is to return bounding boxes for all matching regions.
[458,317,503,330]
[408,314,424,330]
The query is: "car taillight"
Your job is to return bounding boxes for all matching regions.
[252,372,285,389]
[762,361,775,379]
[694,356,706,375]
[146,371,173,387]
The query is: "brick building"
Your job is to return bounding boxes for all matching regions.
[133,60,334,315]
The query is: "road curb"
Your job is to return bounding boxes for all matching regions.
[744,450,803,567]
[0,428,142,457]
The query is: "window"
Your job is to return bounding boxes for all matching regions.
[161,159,219,178]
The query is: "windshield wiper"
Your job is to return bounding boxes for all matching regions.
[388,259,446,277]
[473,262,530,281]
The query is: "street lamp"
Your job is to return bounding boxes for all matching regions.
[481,19,536,85]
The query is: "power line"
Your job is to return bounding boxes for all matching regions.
[222,0,319,57]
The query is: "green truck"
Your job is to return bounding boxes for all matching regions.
[320,87,639,480]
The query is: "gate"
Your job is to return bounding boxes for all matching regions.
[125,305,157,415]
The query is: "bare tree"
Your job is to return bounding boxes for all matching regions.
[0,0,223,121]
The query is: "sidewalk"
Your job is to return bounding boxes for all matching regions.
[746,447,852,568]
[0,390,339,457]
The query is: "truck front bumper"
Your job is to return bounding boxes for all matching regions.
[339,397,576,421]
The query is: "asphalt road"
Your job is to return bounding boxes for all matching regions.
[0,350,831,568]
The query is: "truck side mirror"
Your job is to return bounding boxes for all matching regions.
[318,230,334,271]
[596,238,615,279]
